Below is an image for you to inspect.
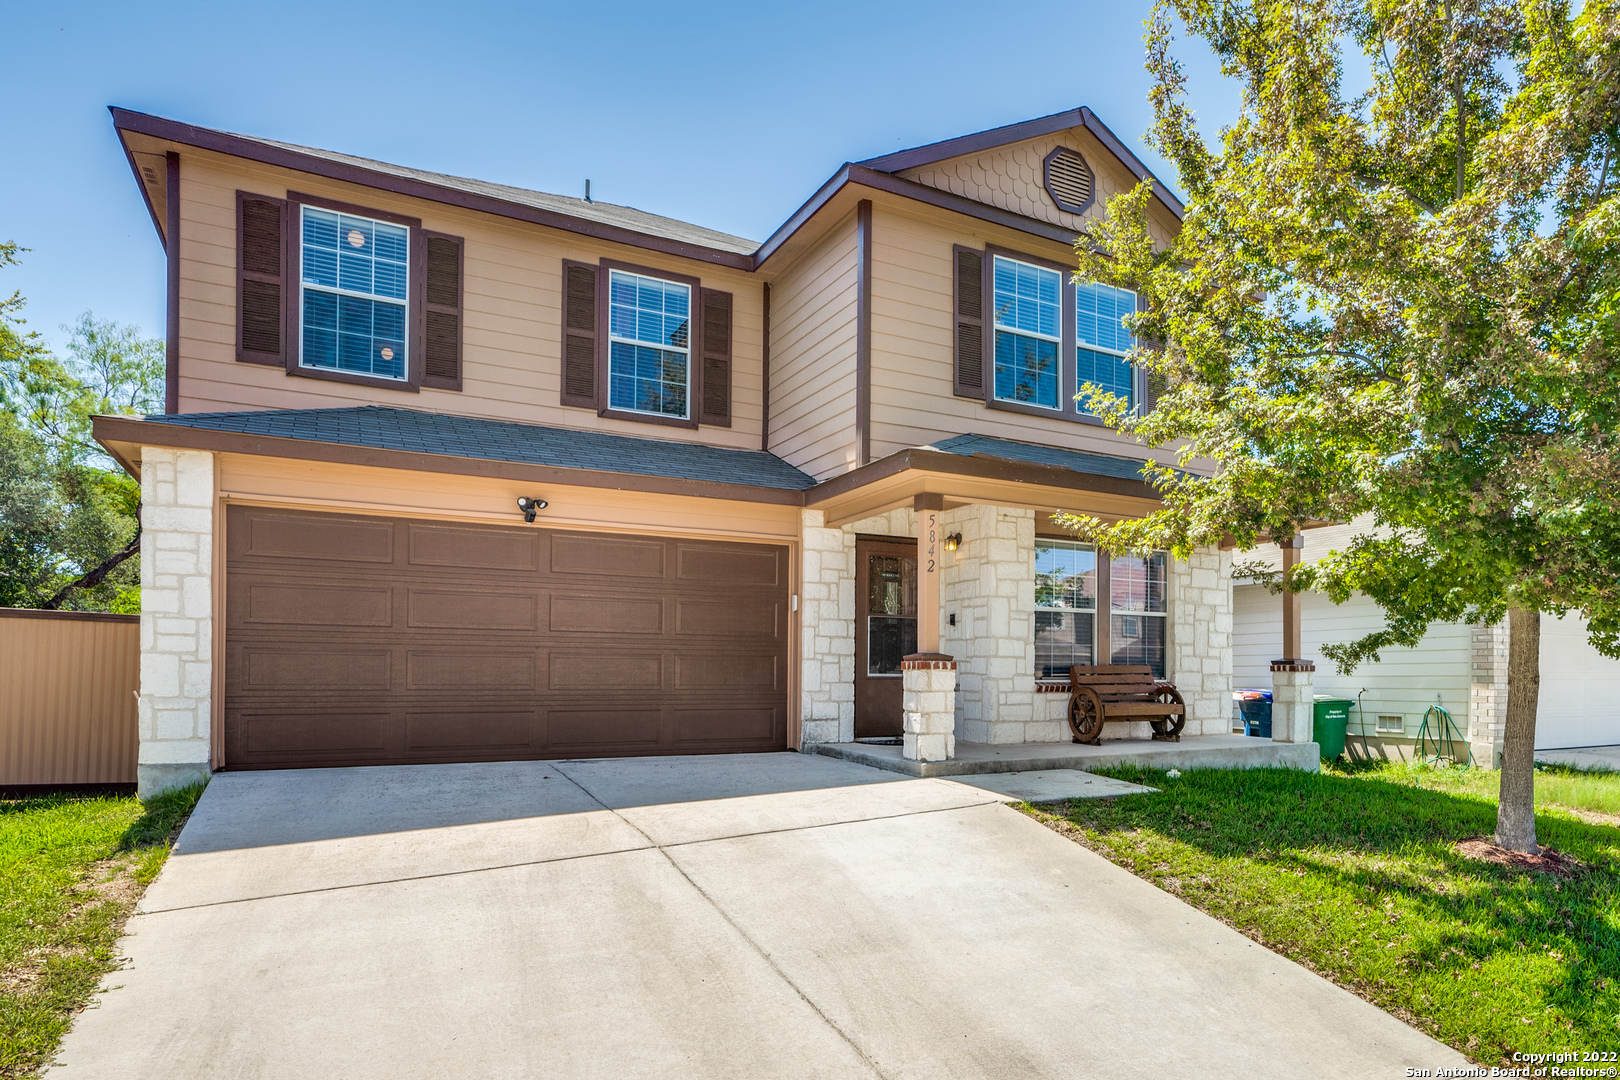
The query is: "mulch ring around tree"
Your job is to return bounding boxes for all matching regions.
[1456,838,1584,878]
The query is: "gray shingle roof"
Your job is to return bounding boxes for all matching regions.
[928,433,1154,483]
[227,129,759,256]
[144,406,817,490]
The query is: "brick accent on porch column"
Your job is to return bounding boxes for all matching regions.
[798,509,855,747]
[902,657,957,761]
[137,446,215,798]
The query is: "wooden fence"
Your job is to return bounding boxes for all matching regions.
[0,608,139,786]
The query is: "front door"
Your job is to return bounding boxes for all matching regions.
[854,537,917,738]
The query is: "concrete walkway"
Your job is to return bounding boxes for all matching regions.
[51,754,1467,1079]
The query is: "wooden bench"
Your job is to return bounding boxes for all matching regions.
[1066,664,1186,745]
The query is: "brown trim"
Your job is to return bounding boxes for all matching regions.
[164,152,180,414]
[858,106,1185,220]
[755,165,1085,270]
[0,606,140,624]
[286,191,422,228]
[597,259,703,430]
[914,492,944,512]
[283,193,425,393]
[111,108,756,270]
[806,447,1157,504]
[117,128,165,243]
[92,415,808,506]
[855,199,873,466]
[760,282,772,452]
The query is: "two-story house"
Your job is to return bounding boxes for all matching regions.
[98,106,1238,797]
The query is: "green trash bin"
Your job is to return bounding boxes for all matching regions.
[1313,697,1353,760]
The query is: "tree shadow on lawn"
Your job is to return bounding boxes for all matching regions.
[1040,765,1620,1059]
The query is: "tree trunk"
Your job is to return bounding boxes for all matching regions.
[1494,604,1540,853]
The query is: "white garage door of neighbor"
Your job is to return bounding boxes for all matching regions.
[1538,612,1620,750]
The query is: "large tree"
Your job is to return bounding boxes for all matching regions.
[1,244,162,610]
[1061,0,1620,852]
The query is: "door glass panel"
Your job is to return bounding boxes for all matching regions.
[866,552,917,674]
[868,617,918,675]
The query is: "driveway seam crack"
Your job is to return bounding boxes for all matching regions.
[552,761,896,1080]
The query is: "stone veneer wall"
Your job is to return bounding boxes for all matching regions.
[941,505,1055,744]
[799,509,856,746]
[798,508,921,748]
[137,447,216,798]
[1469,620,1509,768]
[1169,546,1233,737]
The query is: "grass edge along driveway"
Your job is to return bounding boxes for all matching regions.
[1024,761,1620,1066]
[0,785,202,1080]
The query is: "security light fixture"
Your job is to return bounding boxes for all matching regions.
[516,496,548,523]
[943,533,962,552]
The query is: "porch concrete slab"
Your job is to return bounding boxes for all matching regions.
[811,733,1321,777]
[942,769,1157,802]
[553,753,1001,847]
[1536,745,1620,771]
[51,848,875,1080]
[668,800,1466,1079]
[140,762,650,912]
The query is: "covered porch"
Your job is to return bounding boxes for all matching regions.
[796,435,1266,766]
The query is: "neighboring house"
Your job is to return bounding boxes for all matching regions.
[99,105,1237,797]
[1235,521,1620,765]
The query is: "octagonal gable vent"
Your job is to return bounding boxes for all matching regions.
[1044,147,1095,215]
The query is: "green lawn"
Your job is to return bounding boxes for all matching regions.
[0,786,202,1079]
[1025,760,1620,1063]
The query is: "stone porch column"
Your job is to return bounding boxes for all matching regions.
[902,658,957,761]
[1469,620,1509,769]
[138,446,216,799]
[1270,660,1316,744]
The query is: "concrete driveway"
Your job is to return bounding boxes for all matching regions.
[51,754,1467,1079]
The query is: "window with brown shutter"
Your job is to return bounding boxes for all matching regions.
[953,245,986,398]
[560,260,599,408]
[421,232,463,390]
[698,287,732,427]
[237,192,288,366]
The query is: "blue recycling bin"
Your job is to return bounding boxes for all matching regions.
[1236,690,1273,738]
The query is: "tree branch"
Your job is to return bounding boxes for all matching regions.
[41,520,140,610]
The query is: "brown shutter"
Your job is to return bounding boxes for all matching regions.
[698,287,732,427]
[561,260,599,408]
[1141,367,1167,413]
[420,232,464,390]
[237,191,287,366]
[952,245,985,397]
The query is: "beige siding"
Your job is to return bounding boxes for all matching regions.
[175,149,764,450]
[0,610,139,785]
[898,127,1179,250]
[866,205,1183,467]
[766,212,859,479]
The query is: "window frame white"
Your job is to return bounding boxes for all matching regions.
[297,204,411,383]
[990,254,1064,412]
[1074,280,1140,415]
[606,268,693,421]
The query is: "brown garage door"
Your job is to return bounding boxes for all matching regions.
[223,505,789,770]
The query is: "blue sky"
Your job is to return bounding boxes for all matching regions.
[1,0,1233,354]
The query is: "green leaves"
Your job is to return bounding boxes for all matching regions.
[1062,0,1620,665]
[0,246,160,611]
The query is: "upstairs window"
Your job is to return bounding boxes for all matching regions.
[608,270,691,419]
[1075,281,1138,413]
[991,256,1061,411]
[299,207,409,380]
